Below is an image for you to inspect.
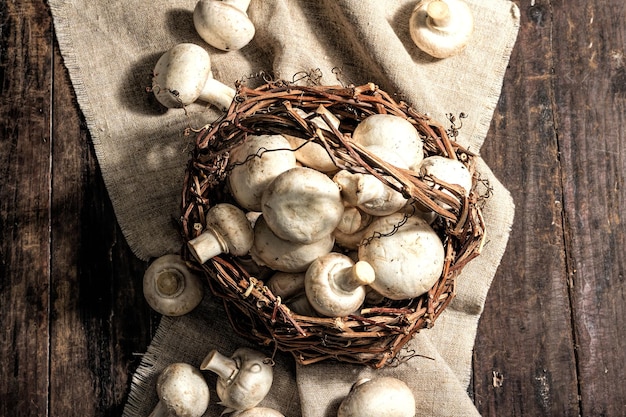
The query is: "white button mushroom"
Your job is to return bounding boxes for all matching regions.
[409,0,474,59]
[358,212,445,300]
[250,216,335,273]
[304,252,375,317]
[418,155,473,204]
[149,362,210,417]
[187,203,254,264]
[200,347,273,411]
[228,134,297,212]
[337,377,416,417]
[152,43,235,111]
[261,167,344,244]
[351,114,424,170]
[193,0,255,51]
[333,169,408,217]
[267,271,306,301]
[143,254,204,316]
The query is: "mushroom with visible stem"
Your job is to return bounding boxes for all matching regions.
[351,114,424,170]
[261,166,344,244]
[201,347,273,411]
[409,0,474,59]
[194,0,255,51]
[333,206,374,250]
[358,212,445,300]
[333,169,407,217]
[304,252,375,317]
[337,377,416,417]
[250,216,335,273]
[188,203,254,264]
[152,43,235,111]
[149,362,210,417]
[143,254,204,316]
[228,134,297,212]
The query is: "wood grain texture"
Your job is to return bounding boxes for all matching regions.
[2,0,626,415]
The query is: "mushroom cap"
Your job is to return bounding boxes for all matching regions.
[358,213,445,300]
[262,167,344,243]
[352,114,424,170]
[250,216,334,273]
[143,254,204,316]
[409,0,474,59]
[193,0,255,51]
[337,377,416,417]
[152,43,211,108]
[214,348,273,411]
[267,271,306,301]
[228,134,297,212]
[206,203,254,255]
[418,155,473,197]
[305,253,374,317]
[156,363,210,417]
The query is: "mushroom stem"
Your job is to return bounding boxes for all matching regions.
[427,0,451,26]
[188,226,227,263]
[198,77,236,112]
[335,261,375,293]
[200,349,238,381]
[155,269,185,298]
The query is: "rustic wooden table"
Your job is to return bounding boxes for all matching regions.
[2,0,625,415]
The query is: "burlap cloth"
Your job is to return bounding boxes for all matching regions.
[49,0,519,415]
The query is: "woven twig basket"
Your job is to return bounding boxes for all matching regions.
[181,81,486,368]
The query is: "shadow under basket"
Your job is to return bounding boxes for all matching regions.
[181,81,487,369]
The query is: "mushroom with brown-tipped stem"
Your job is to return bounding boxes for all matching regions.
[409,0,474,59]
[143,254,204,316]
[337,377,416,417]
[152,43,235,111]
[149,362,210,417]
[201,347,273,411]
[304,252,375,317]
[194,0,255,51]
[187,203,254,264]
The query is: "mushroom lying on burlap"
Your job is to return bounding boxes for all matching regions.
[201,347,273,411]
[143,254,204,316]
[149,362,210,417]
[337,377,416,417]
[187,203,254,264]
[193,0,255,51]
[152,43,235,110]
[409,0,474,58]
[358,212,445,300]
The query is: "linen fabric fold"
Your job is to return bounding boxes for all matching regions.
[49,0,519,415]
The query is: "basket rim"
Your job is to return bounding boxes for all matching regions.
[180,81,487,368]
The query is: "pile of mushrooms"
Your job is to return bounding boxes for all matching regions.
[184,111,474,317]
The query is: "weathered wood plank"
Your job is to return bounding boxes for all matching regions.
[0,0,52,416]
[549,1,626,415]
[48,44,154,416]
[473,0,580,415]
